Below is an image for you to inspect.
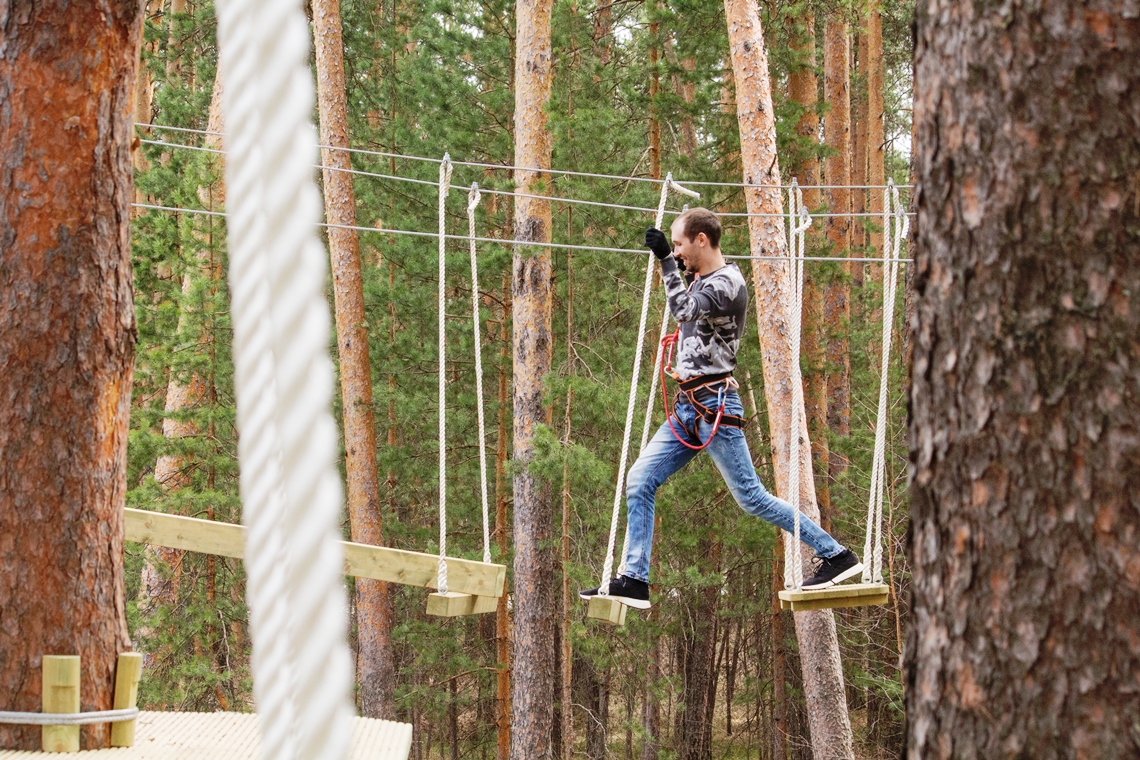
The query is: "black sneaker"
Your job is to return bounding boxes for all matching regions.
[801,549,864,590]
[578,575,651,609]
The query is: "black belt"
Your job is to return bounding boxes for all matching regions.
[673,373,746,432]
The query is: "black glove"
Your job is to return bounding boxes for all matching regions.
[644,227,672,260]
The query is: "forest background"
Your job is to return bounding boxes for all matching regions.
[127,0,913,757]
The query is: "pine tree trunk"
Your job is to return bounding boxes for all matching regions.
[139,72,225,647]
[865,1,885,289]
[723,1,855,756]
[677,539,720,760]
[787,7,831,531]
[313,0,396,719]
[495,275,513,760]
[823,16,852,484]
[907,2,1140,757]
[560,255,575,760]
[511,0,556,753]
[0,2,142,750]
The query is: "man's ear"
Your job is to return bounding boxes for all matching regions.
[696,232,709,248]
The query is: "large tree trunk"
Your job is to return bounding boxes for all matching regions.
[0,2,142,750]
[907,1,1140,757]
[823,16,852,484]
[511,0,556,754]
[312,0,396,719]
[723,0,855,757]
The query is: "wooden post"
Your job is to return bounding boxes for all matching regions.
[110,653,143,747]
[41,655,80,752]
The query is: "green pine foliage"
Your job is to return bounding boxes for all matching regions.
[127,0,914,754]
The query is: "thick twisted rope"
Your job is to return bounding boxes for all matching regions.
[605,174,699,590]
[215,2,299,758]
[467,183,492,564]
[783,183,811,590]
[217,1,354,758]
[0,708,139,726]
[861,180,907,585]
[437,156,454,593]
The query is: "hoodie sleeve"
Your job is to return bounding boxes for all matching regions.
[659,255,733,323]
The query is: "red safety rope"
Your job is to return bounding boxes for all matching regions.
[660,328,726,451]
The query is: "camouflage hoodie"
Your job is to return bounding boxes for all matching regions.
[659,255,748,381]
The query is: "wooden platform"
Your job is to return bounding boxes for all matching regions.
[0,711,412,759]
[777,583,889,611]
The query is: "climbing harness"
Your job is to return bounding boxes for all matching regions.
[657,328,746,451]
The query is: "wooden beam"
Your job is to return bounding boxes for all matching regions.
[124,508,505,598]
[41,655,80,752]
[110,652,143,747]
[585,597,628,626]
[426,592,498,617]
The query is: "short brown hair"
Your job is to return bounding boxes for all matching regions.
[675,207,722,248]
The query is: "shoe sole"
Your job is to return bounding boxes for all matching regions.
[801,562,865,591]
[578,592,651,610]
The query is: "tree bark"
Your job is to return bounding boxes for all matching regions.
[677,540,720,760]
[866,0,885,288]
[723,0,855,757]
[823,16,852,484]
[907,1,1140,757]
[511,0,556,753]
[0,1,142,749]
[313,0,396,719]
[559,253,574,760]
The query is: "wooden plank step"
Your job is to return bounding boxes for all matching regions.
[585,596,629,626]
[777,583,890,612]
[124,508,506,599]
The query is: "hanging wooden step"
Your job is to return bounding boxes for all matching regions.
[777,582,889,612]
[585,596,629,626]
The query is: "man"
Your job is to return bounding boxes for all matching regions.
[580,208,861,609]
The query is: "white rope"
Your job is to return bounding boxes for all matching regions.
[437,156,454,593]
[605,174,699,590]
[861,180,908,585]
[783,183,812,590]
[0,708,139,726]
[217,0,354,758]
[467,183,492,565]
[136,123,911,191]
[214,2,299,758]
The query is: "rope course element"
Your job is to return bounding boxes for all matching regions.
[437,155,454,595]
[467,183,492,565]
[215,0,354,757]
[861,180,909,586]
[135,122,912,191]
[600,174,700,598]
[0,708,139,726]
[782,182,812,590]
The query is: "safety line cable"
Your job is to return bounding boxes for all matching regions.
[133,203,914,264]
[783,182,811,590]
[138,137,911,220]
[134,122,913,191]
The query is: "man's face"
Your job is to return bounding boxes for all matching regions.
[670,218,705,272]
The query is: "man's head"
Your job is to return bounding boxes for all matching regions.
[670,207,723,274]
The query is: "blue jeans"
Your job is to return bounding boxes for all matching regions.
[621,390,844,582]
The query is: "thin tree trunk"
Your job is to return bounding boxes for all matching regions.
[787,6,831,532]
[560,250,575,760]
[772,530,787,760]
[851,22,869,272]
[495,274,512,760]
[823,16,852,484]
[313,0,396,718]
[907,1,1140,756]
[511,0,556,750]
[139,72,225,650]
[723,1,855,757]
[865,0,886,295]
[649,21,661,180]
[0,2,142,750]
